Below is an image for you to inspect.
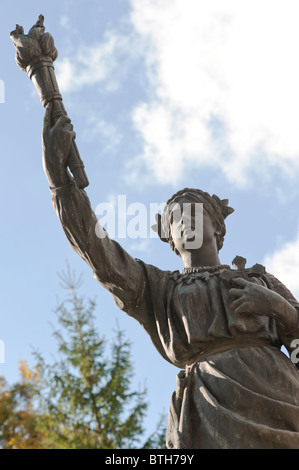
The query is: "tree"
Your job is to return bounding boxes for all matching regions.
[0,266,167,449]
[0,364,44,448]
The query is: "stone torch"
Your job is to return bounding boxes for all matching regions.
[10,14,89,189]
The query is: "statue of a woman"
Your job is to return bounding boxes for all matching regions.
[42,102,299,449]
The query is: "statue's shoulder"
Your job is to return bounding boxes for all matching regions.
[262,271,299,304]
[135,258,177,281]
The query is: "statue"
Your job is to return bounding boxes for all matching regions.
[11,16,299,449]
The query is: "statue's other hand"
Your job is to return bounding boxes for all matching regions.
[42,102,76,186]
[229,277,285,317]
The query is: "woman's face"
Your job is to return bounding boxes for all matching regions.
[169,196,216,256]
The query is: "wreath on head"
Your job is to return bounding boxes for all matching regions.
[151,188,234,256]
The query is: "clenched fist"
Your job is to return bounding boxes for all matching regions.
[42,102,76,187]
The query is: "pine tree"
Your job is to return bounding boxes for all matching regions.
[0,266,167,449]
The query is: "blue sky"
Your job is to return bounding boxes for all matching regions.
[2,0,299,439]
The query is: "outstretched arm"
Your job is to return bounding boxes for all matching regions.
[42,103,145,311]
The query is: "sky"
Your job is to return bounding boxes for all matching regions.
[2,0,299,440]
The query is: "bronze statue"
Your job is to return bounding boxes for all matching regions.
[11,16,299,449]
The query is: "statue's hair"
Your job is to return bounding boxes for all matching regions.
[152,188,234,257]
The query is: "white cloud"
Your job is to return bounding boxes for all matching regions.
[264,233,299,298]
[53,1,299,187]
[59,15,71,28]
[129,0,299,185]
[55,31,126,93]
[82,115,121,150]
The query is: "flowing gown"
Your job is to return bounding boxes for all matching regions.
[51,182,299,449]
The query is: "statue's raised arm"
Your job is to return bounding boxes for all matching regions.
[10,15,152,316]
[10,14,89,189]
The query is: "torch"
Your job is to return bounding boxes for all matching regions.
[10,14,89,189]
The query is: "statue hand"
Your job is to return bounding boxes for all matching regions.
[42,102,76,186]
[229,277,287,317]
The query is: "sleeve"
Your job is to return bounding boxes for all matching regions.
[263,272,299,369]
[112,259,175,366]
[50,181,145,311]
[50,181,175,366]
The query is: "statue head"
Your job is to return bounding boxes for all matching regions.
[152,188,234,258]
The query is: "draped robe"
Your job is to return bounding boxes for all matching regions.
[51,182,299,449]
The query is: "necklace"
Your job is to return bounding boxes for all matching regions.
[182,264,231,275]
